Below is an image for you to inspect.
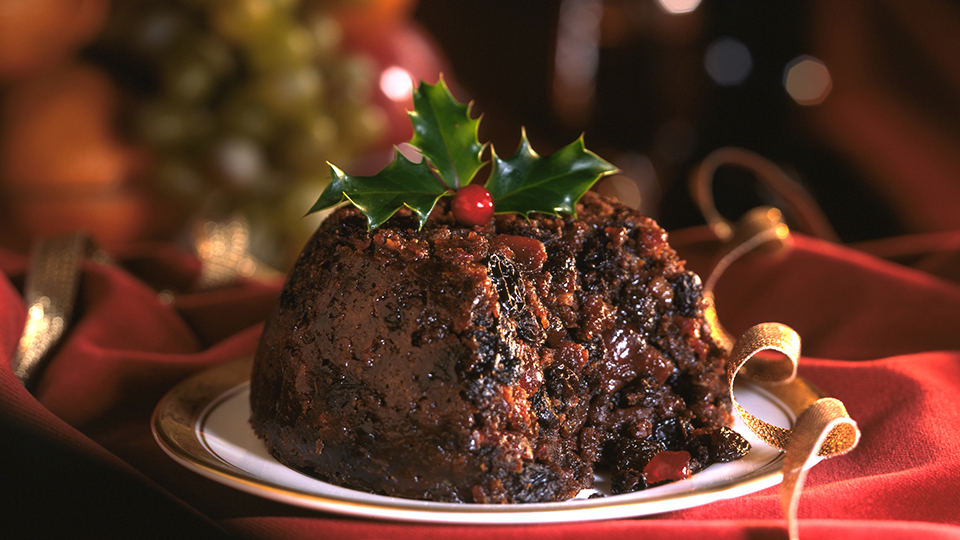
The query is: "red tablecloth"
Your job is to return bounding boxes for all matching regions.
[2,228,959,540]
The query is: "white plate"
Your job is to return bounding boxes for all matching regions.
[153,357,809,524]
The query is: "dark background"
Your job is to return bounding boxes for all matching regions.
[413,0,901,242]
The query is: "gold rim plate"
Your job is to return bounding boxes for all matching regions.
[151,356,821,524]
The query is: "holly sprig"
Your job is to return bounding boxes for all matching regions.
[307,77,618,229]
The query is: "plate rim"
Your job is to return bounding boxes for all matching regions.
[151,356,819,524]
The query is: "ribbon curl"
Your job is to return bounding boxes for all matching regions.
[719,319,861,540]
[690,146,861,539]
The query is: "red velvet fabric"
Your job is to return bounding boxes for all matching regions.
[2,228,959,539]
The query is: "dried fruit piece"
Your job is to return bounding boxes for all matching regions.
[643,450,691,485]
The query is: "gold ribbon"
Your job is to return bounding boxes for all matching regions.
[688,146,840,244]
[711,311,861,540]
[689,146,861,539]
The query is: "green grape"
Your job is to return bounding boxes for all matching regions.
[162,51,219,103]
[278,115,339,174]
[332,55,376,103]
[254,65,323,118]
[306,113,339,149]
[305,12,343,61]
[161,32,238,103]
[94,0,392,269]
[220,88,277,141]
[246,22,316,71]
[339,102,386,148]
[193,34,238,79]
[135,100,214,148]
[209,0,286,45]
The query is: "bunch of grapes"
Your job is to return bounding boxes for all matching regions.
[91,0,390,266]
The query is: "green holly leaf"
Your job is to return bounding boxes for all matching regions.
[308,77,619,230]
[486,130,618,218]
[307,149,450,230]
[408,78,485,190]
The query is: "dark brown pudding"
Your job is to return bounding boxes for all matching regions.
[250,192,748,503]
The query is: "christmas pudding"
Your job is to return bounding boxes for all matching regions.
[249,80,749,503]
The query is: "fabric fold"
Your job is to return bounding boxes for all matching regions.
[2,229,959,539]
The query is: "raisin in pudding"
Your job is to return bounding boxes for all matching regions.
[249,192,749,503]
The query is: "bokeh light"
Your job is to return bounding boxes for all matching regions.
[783,55,832,105]
[379,66,414,102]
[704,37,752,86]
[656,0,702,15]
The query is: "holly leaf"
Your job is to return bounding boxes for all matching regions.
[307,150,450,230]
[308,77,618,231]
[486,130,618,218]
[408,78,485,190]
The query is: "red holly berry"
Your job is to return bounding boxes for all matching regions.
[452,183,494,226]
[643,450,691,485]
